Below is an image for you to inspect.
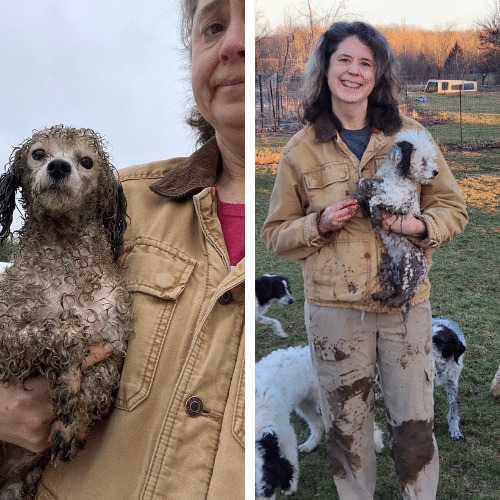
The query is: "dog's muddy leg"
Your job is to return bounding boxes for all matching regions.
[50,359,121,463]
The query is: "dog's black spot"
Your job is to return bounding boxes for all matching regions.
[255,275,292,306]
[395,140,415,178]
[432,326,466,364]
[257,431,294,497]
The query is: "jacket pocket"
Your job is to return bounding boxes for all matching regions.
[115,238,196,410]
[312,238,371,302]
[302,162,353,209]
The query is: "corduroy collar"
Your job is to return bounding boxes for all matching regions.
[313,112,338,143]
[149,136,220,199]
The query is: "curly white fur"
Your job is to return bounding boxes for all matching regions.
[354,129,438,320]
[255,346,383,499]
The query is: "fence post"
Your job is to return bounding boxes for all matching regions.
[269,79,276,132]
[276,73,280,127]
[459,88,463,146]
[258,74,264,129]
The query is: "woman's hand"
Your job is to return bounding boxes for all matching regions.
[381,211,427,237]
[318,198,358,235]
[0,343,113,453]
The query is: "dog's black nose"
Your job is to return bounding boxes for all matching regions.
[47,159,71,180]
[433,170,438,177]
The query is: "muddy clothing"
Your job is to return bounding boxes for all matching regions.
[260,113,467,312]
[261,113,466,500]
[36,138,245,500]
[305,301,439,500]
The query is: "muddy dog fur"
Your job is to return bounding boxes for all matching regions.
[354,129,438,321]
[0,125,133,499]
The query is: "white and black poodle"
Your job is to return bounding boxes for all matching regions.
[355,129,439,321]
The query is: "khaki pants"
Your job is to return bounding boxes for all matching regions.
[305,301,438,500]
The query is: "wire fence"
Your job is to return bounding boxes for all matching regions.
[255,75,500,149]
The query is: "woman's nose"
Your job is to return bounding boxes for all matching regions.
[219,18,245,62]
[347,60,361,74]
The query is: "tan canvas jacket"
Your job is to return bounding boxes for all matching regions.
[36,137,245,500]
[261,114,468,312]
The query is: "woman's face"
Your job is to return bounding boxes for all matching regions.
[327,36,375,110]
[191,0,245,137]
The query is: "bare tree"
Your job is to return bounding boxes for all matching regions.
[293,0,348,55]
[477,0,500,83]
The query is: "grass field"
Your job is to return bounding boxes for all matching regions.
[255,145,500,499]
[407,91,500,146]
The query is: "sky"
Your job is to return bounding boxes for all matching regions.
[0,0,195,174]
[0,1,199,232]
[257,0,492,30]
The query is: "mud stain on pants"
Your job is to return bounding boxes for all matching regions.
[388,419,435,487]
[325,376,373,478]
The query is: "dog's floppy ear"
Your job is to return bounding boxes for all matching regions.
[0,170,21,244]
[103,180,128,262]
[395,140,415,178]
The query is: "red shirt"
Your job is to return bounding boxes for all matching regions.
[217,196,245,266]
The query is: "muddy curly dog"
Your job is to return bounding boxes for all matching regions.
[354,129,438,321]
[0,125,133,499]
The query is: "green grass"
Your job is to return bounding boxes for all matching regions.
[407,91,500,146]
[255,146,500,500]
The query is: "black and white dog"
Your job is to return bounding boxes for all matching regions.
[432,315,466,440]
[255,346,384,500]
[255,275,294,337]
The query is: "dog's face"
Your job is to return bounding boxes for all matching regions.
[392,131,439,185]
[24,133,104,214]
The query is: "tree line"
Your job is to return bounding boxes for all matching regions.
[256,1,500,86]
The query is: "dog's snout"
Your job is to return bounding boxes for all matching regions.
[432,169,438,177]
[47,159,72,180]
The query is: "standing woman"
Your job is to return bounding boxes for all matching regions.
[261,22,467,500]
[0,0,245,499]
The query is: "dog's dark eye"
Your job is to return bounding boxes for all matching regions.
[32,149,46,161]
[80,157,93,169]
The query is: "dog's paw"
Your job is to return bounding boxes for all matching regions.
[449,430,465,441]
[274,329,288,338]
[371,291,389,302]
[50,429,85,464]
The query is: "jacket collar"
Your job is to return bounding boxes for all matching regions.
[149,136,220,199]
[313,111,384,143]
[313,112,338,143]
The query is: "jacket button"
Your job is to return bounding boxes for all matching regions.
[185,396,204,417]
[218,291,233,305]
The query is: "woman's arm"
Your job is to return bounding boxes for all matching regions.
[0,343,113,453]
[261,156,357,261]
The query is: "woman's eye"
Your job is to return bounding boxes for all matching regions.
[32,149,46,161]
[203,22,224,37]
[80,157,93,169]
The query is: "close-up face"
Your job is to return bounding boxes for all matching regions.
[25,134,103,212]
[190,0,245,137]
[327,35,376,110]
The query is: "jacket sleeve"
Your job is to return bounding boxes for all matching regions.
[260,154,330,261]
[417,145,468,248]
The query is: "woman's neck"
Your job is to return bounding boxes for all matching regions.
[332,99,369,130]
[215,131,245,204]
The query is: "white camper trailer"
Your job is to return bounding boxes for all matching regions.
[425,79,477,93]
